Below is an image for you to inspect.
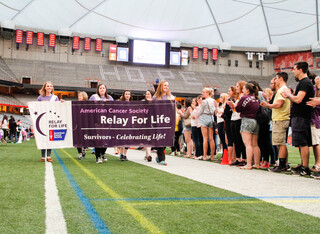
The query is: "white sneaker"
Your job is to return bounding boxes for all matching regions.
[177,152,181,156]
[102,154,107,162]
[170,152,176,156]
[98,157,103,163]
[78,153,83,160]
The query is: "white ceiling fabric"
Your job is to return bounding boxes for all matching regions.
[0,0,319,49]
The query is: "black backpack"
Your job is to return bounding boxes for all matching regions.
[256,106,269,125]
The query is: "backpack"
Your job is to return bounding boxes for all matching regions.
[256,106,269,125]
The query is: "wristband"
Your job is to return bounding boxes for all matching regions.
[267,103,270,108]
[288,94,293,99]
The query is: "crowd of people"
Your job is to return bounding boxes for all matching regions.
[0,114,31,144]
[34,61,320,179]
[172,61,320,178]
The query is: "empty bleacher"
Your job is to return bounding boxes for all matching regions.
[1,58,274,95]
[0,57,19,83]
[0,94,27,107]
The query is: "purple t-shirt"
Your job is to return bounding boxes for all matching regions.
[152,94,173,100]
[89,94,114,101]
[235,94,260,119]
[311,86,320,128]
[37,94,59,102]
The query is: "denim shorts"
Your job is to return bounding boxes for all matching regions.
[240,117,259,135]
[200,114,215,128]
[184,125,192,131]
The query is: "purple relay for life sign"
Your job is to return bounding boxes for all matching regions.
[72,100,175,147]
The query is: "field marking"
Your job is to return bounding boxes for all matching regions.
[89,196,320,207]
[129,200,320,206]
[60,149,163,234]
[45,158,67,234]
[89,196,320,202]
[53,150,110,234]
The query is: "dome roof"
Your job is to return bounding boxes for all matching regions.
[0,0,318,49]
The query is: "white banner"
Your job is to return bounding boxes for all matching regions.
[28,101,73,149]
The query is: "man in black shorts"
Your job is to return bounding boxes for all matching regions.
[281,61,314,176]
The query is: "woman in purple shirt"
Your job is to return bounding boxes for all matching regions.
[37,81,59,162]
[89,84,114,164]
[235,83,260,170]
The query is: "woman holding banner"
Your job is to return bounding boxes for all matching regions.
[118,90,133,161]
[37,81,59,162]
[153,80,175,166]
[143,90,154,162]
[77,91,88,160]
[89,84,114,164]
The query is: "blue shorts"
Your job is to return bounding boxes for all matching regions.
[240,117,259,135]
[200,115,215,128]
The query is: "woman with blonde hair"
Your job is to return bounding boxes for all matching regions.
[199,87,216,160]
[37,81,59,162]
[217,93,228,155]
[263,88,273,102]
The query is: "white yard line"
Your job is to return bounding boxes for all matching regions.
[107,148,320,218]
[45,160,67,234]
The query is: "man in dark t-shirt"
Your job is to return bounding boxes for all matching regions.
[281,61,314,176]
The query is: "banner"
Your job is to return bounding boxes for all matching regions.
[37,32,44,46]
[274,51,314,72]
[203,47,208,60]
[48,34,56,48]
[73,36,80,50]
[16,30,23,44]
[28,101,73,149]
[29,100,175,149]
[212,48,218,60]
[84,37,91,51]
[193,47,199,59]
[96,38,103,52]
[26,31,33,45]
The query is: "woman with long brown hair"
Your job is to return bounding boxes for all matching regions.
[143,90,154,161]
[227,81,247,166]
[177,98,194,158]
[235,83,260,169]
[89,83,114,163]
[153,80,175,165]
[222,87,236,163]
[76,91,88,160]
[118,90,133,161]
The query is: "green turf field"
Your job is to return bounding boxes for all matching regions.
[0,139,319,233]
